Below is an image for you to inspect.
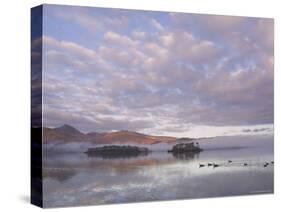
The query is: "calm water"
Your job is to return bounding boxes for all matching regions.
[43,135,274,208]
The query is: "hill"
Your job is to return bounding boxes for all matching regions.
[42,125,180,145]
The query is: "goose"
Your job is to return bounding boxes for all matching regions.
[263,162,269,167]
[213,164,219,168]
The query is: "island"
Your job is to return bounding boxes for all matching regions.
[84,145,149,159]
[167,142,203,160]
[168,142,203,154]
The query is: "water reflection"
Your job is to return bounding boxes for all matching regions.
[43,135,274,208]
[171,151,200,160]
[85,150,149,159]
[43,168,77,182]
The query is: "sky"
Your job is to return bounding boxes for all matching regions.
[39,4,274,138]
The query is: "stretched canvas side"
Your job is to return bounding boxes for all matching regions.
[31,5,43,208]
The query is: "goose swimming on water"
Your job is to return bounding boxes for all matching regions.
[213,164,219,168]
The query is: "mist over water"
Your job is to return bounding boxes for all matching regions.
[43,135,273,208]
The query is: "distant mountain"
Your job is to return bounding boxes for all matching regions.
[92,130,176,145]
[86,132,100,137]
[56,124,82,134]
[43,124,89,143]
[42,125,183,145]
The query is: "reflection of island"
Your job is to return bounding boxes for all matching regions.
[171,151,200,160]
[43,168,77,182]
[85,145,149,159]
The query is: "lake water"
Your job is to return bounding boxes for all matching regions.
[42,135,274,208]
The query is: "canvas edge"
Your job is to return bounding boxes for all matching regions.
[31,4,43,208]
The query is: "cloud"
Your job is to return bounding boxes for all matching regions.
[98,46,131,66]
[159,31,223,64]
[193,15,246,33]
[43,36,97,60]
[103,31,139,47]
[41,6,274,137]
[132,30,146,39]
[150,18,165,31]
[160,33,174,47]
[242,127,271,133]
[48,5,129,35]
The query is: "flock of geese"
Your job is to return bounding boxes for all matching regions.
[199,160,274,168]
